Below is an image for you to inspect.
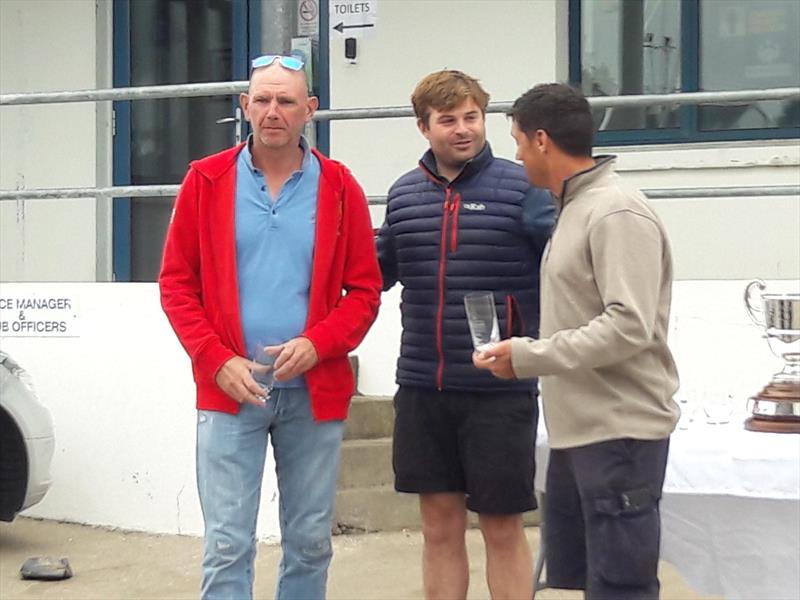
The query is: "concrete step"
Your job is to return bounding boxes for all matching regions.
[334,484,541,533]
[338,437,393,489]
[344,394,394,440]
[465,510,541,528]
[337,390,540,532]
[334,484,420,532]
[348,355,360,393]
[518,509,542,528]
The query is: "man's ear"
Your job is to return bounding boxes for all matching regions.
[239,93,250,121]
[416,117,430,140]
[534,129,548,152]
[306,96,320,121]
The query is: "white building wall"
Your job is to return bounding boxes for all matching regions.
[1,0,797,282]
[0,0,798,536]
[614,141,800,280]
[0,0,101,282]
[324,1,799,282]
[328,0,568,199]
[3,283,280,540]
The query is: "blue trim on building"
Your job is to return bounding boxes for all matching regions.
[233,0,253,141]
[233,0,248,81]
[112,0,131,282]
[567,0,581,86]
[248,0,262,59]
[678,0,699,139]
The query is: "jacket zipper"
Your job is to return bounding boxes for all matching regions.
[449,192,460,252]
[504,294,526,337]
[435,188,453,390]
[304,192,343,332]
[506,295,513,338]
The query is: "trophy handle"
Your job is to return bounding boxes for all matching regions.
[744,279,766,327]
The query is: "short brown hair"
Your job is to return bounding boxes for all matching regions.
[411,70,490,126]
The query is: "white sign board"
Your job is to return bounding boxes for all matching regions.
[330,0,377,38]
[297,0,319,38]
[0,292,80,337]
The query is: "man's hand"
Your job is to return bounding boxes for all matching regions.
[472,339,517,380]
[215,355,270,406]
[268,337,319,382]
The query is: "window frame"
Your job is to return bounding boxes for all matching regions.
[568,0,800,146]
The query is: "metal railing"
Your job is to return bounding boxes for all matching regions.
[1,186,799,203]
[0,84,798,203]
[2,83,797,114]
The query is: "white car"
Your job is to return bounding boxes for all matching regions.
[0,350,54,521]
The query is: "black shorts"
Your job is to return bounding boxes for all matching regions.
[544,437,670,599]
[392,385,538,514]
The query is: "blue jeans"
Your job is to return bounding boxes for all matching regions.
[196,388,344,600]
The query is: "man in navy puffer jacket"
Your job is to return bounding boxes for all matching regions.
[376,70,554,599]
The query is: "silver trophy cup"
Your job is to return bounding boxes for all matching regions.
[744,279,800,384]
[743,279,800,429]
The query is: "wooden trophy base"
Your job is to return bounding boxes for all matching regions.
[745,416,800,433]
[745,380,800,433]
[758,380,800,400]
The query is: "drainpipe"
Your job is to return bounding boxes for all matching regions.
[261,0,296,54]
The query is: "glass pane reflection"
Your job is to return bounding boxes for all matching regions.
[699,0,800,131]
[580,0,681,131]
[129,0,233,281]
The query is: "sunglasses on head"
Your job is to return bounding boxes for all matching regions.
[250,54,305,72]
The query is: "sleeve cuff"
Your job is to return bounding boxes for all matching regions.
[511,336,542,379]
[195,342,237,383]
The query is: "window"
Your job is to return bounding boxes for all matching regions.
[127,0,236,282]
[699,0,799,131]
[112,0,328,281]
[570,0,800,144]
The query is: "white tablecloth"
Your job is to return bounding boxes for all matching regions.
[535,420,800,600]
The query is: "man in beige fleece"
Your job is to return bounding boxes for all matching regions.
[474,83,680,600]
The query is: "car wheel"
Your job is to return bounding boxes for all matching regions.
[0,408,28,522]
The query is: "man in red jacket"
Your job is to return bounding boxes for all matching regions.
[159,54,381,600]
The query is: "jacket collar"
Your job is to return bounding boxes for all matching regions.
[190,142,346,193]
[558,155,617,209]
[419,142,494,184]
[191,143,245,180]
[240,135,315,173]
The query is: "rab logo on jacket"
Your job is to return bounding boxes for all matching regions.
[463,202,486,211]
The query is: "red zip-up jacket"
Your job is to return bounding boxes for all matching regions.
[159,143,381,421]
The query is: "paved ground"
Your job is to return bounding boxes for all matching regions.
[1,518,715,599]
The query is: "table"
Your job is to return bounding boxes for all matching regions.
[535,419,800,600]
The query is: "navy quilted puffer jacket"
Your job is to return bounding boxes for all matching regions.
[377,144,555,392]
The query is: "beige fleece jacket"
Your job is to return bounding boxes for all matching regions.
[511,156,679,448]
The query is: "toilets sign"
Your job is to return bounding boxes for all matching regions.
[330,0,377,37]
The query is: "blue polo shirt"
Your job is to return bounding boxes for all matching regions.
[235,136,319,388]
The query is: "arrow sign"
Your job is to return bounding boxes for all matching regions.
[330,0,378,38]
[333,21,374,33]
